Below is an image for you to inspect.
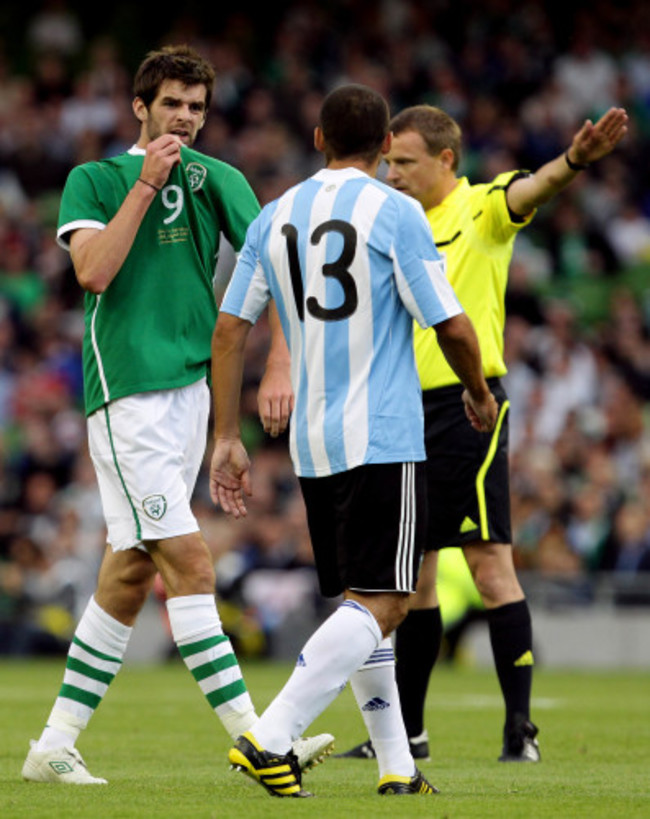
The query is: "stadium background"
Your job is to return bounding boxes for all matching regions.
[1,0,650,665]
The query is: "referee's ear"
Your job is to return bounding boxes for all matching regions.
[380,132,393,156]
[439,147,455,171]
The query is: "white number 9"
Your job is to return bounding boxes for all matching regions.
[162,184,183,224]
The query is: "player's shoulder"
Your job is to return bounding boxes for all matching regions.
[65,152,129,186]
[242,195,281,243]
[260,174,315,217]
[377,174,418,203]
[361,175,426,220]
[382,179,430,226]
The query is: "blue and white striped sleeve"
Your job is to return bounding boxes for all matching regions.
[390,197,463,328]
[220,217,271,325]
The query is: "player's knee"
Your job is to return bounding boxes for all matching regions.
[412,574,438,607]
[96,564,155,621]
[473,562,521,606]
[150,532,216,597]
[160,558,215,597]
[354,592,409,637]
[186,561,216,595]
[380,595,411,636]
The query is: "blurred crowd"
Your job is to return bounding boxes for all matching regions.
[2,0,650,656]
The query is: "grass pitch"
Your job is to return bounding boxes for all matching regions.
[1,658,649,818]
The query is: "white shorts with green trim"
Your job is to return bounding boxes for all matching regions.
[87,378,210,551]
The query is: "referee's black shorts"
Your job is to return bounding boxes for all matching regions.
[423,377,511,551]
[299,461,427,598]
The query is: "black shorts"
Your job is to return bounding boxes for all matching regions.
[299,461,427,598]
[423,378,511,551]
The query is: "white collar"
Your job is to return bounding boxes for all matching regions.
[313,167,370,182]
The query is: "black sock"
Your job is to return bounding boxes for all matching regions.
[394,607,443,738]
[487,600,533,731]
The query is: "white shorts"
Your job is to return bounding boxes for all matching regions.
[88,379,210,551]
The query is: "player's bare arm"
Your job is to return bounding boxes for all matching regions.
[70,134,183,294]
[257,302,294,437]
[210,312,254,517]
[506,106,629,217]
[434,313,498,432]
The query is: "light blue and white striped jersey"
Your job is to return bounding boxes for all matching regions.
[221,167,463,477]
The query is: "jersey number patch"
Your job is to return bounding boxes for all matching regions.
[282,220,358,322]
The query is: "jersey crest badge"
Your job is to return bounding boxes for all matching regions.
[186,162,207,192]
[143,494,168,520]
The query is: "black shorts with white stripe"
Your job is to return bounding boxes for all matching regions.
[299,461,427,598]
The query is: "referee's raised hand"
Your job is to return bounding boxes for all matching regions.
[567,107,629,167]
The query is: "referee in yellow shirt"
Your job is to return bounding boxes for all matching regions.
[338,103,628,762]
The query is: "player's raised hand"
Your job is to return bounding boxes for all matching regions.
[569,107,629,166]
[140,134,183,190]
[209,438,252,519]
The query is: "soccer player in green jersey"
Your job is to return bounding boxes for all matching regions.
[22,44,332,785]
[336,104,628,763]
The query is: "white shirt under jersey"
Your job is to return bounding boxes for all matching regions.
[221,167,463,477]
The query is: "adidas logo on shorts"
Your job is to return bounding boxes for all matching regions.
[460,515,478,533]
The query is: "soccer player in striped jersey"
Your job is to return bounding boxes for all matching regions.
[337,104,629,763]
[209,83,497,797]
[22,44,332,786]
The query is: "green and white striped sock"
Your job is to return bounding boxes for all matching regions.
[166,594,257,739]
[36,596,131,751]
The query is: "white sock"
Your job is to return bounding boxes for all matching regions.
[251,600,382,752]
[166,594,257,739]
[36,596,131,751]
[350,637,415,778]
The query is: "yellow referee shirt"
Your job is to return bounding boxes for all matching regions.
[415,171,535,390]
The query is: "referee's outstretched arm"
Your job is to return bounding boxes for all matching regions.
[507,107,628,217]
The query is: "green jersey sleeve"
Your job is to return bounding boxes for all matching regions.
[57,163,109,248]
[209,163,260,251]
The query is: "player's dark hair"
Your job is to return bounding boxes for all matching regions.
[133,44,216,110]
[390,105,462,172]
[320,84,389,163]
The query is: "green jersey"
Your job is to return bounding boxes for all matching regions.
[57,145,260,415]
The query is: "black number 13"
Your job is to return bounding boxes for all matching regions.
[281,219,358,322]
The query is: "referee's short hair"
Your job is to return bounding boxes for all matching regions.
[320,84,390,164]
[390,105,462,172]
